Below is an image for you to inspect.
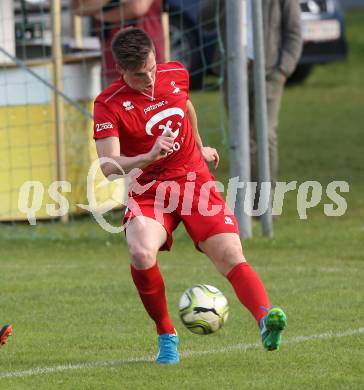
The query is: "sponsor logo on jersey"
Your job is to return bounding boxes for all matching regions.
[95,122,113,132]
[144,100,168,115]
[144,107,185,156]
[145,107,184,137]
[171,81,180,94]
[123,100,135,111]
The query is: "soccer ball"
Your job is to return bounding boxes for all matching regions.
[178,284,229,335]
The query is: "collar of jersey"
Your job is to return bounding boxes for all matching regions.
[122,76,156,101]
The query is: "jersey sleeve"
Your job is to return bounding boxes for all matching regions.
[93,100,119,139]
[181,63,190,99]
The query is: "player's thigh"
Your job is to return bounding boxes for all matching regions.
[199,233,246,276]
[181,184,239,249]
[126,216,167,268]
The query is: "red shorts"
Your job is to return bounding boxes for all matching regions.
[124,171,239,251]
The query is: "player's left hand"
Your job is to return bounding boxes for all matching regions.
[201,147,219,169]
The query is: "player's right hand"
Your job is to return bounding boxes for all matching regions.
[147,130,175,161]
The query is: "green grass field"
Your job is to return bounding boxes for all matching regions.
[1,11,363,390]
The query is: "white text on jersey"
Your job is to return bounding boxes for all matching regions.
[144,100,168,115]
[96,122,113,132]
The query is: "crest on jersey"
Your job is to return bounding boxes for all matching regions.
[171,81,180,94]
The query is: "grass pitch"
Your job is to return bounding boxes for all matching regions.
[1,11,363,390]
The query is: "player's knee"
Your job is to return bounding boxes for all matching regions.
[128,243,156,268]
[221,245,245,269]
[222,242,243,262]
[216,244,245,274]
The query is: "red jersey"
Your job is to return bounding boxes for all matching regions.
[93,61,207,183]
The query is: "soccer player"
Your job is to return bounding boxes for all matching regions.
[93,28,287,364]
[0,324,13,347]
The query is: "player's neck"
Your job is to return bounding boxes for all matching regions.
[141,84,155,100]
[122,75,155,100]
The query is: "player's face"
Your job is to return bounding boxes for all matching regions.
[121,51,157,92]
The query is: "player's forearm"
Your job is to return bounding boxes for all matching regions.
[100,153,152,178]
[193,129,204,151]
[187,100,203,150]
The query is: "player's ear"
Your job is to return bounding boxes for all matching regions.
[115,64,124,76]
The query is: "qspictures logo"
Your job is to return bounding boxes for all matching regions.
[17,158,350,233]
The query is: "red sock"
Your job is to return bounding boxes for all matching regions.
[227,262,270,325]
[130,262,175,335]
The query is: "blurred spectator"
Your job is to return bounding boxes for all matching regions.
[72,0,165,88]
[204,0,302,204]
[248,0,302,202]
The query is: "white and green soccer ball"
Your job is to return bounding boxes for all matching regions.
[179,284,229,335]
